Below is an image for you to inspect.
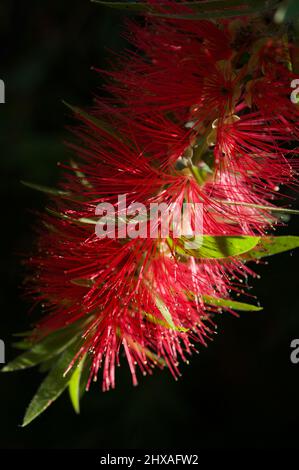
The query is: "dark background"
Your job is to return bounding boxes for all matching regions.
[1,0,299,449]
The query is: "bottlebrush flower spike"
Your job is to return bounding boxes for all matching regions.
[3,1,299,426]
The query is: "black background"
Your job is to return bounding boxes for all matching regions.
[1,0,299,449]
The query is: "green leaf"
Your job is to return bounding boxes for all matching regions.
[242,235,299,260]
[214,198,299,215]
[2,329,77,372]
[21,180,71,197]
[155,296,176,330]
[12,331,32,337]
[143,311,188,333]
[38,357,58,373]
[202,295,263,312]
[46,208,98,225]
[93,0,277,19]
[63,101,121,141]
[79,355,92,398]
[189,164,212,185]
[2,316,93,372]
[274,0,299,23]
[158,0,269,20]
[91,0,154,11]
[11,340,33,351]
[153,296,188,332]
[68,355,86,414]
[70,278,95,287]
[70,159,92,189]
[22,341,81,427]
[169,235,260,259]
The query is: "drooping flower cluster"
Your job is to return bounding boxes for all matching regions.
[22,3,299,397]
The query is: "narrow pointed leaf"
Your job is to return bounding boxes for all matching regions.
[155,0,277,19]
[143,311,188,332]
[214,198,299,215]
[46,208,98,225]
[12,331,32,337]
[22,342,81,427]
[21,181,71,197]
[242,235,299,260]
[63,101,121,140]
[91,0,154,11]
[203,295,263,312]
[2,316,92,372]
[68,355,86,414]
[154,296,188,332]
[274,0,299,23]
[155,296,176,330]
[38,358,58,374]
[70,159,92,188]
[93,0,273,18]
[79,355,92,398]
[2,330,77,372]
[70,278,95,287]
[170,235,260,259]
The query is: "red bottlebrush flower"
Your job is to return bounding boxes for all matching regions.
[5,2,299,426]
